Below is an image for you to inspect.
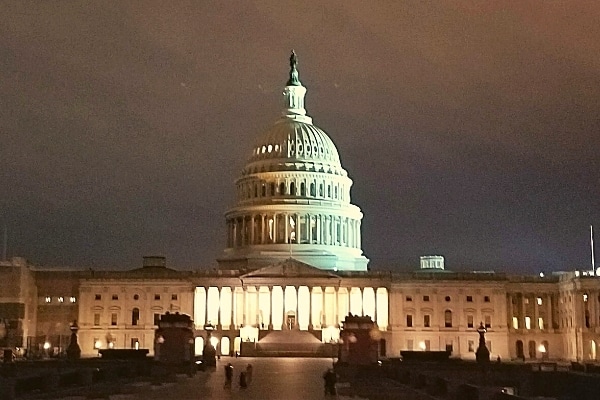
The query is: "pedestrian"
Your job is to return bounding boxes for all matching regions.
[246,363,253,383]
[239,371,247,389]
[223,363,233,389]
[322,368,337,396]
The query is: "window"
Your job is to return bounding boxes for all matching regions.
[423,295,430,302]
[467,315,474,328]
[406,314,413,327]
[537,297,543,305]
[424,340,431,351]
[444,310,453,328]
[512,317,519,329]
[484,296,490,303]
[133,294,139,300]
[111,313,117,326]
[466,296,473,302]
[405,296,413,302]
[131,338,139,350]
[525,316,531,330]
[112,294,119,300]
[132,308,140,326]
[94,313,100,326]
[154,313,161,326]
[58,296,64,303]
[445,341,453,353]
[95,294,102,301]
[445,296,451,302]
[468,340,475,352]
[45,296,51,303]
[70,297,76,303]
[484,315,491,329]
[424,315,431,328]
[524,298,529,304]
[171,294,178,301]
[538,317,544,330]
[154,294,161,301]
[407,339,414,350]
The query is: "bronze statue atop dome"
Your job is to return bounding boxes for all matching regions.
[287,50,301,86]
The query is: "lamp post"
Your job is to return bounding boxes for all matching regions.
[66,320,81,360]
[476,322,490,365]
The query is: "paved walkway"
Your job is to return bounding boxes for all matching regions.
[50,357,434,400]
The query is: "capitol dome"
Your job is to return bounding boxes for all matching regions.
[218,51,369,272]
[243,119,346,176]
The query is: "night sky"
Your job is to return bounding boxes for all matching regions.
[1,2,599,274]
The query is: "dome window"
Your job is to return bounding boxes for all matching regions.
[268,144,273,153]
[262,146,266,154]
[290,182,296,195]
[279,182,286,195]
[300,182,306,196]
[275,144,279,152]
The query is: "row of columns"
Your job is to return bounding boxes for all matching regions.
[237,179,346,203]
[226,213,361,249]
[507,293,554,330]
[193,285,388,331]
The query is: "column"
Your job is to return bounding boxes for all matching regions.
[546,293,553,330]
[534,293,540,330]
[241,217,246,246]
[521,294,527,329]
[250,214,255,245]
[273,213,278,243]
[508,293,514,329]
[308,286,313,329]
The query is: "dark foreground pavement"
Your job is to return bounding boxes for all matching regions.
[43,357,432,400]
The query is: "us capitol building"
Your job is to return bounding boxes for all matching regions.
[1,53,600,363]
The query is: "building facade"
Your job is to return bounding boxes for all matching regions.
[1,53,599,362]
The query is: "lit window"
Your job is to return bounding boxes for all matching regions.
[467,315,474,328]
[512,317,519,329]
[45,297,51,303]
[444,310,453,327]
[537,297,543,305]
[70,297,76,303]
[538,317,544,330]
[584,293,589,302]
[58,297,64,303]
[525,316,531,330]
[484,315,491,329]
[524,298,529,304]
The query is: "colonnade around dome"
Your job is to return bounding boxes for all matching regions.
[226,213,362,249]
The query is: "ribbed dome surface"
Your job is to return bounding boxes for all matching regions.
[244,118,344,175]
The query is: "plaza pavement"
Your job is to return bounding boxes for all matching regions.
[50,357,434,400]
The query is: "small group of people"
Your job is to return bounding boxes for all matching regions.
[224,362,253,389]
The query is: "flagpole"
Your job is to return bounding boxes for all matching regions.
[592,225,596,273]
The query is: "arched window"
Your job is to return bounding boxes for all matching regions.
[319,183,323,197]
[290,182,296,195]
[444,310,452,328]
[270,183,276,196]
[279,182,286,196]
[310,183,316,197]
[261,184,266,197]
[327,185,331,198]
[132,308,140,326]
[300,182,306,196]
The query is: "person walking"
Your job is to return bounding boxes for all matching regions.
[246,363,253,384]
[323,368,337,396]
[223,363,233,389]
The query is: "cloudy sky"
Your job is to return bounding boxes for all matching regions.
[1,1,599,273]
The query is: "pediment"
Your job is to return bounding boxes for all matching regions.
[241,258,340,279]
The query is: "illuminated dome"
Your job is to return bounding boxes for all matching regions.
[244,119,345,176]
[219,51,369,272]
